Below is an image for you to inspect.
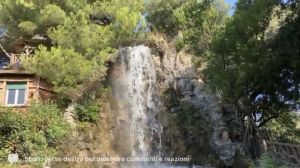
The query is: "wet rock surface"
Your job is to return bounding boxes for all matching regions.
[151,44,245,167]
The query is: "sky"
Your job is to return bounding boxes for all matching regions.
[225,0,238,15]
[226,0,237,4]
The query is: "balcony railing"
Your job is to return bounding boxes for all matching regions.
[10,54,34,65]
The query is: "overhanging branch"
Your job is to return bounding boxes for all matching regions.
[257,100,286,127]
[0,33,11,58]
[258,115,279,128]
[0,43,10,58]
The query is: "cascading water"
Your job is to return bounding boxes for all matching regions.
[122,45,162,158]
[113,45,163,167]
[113,45,198,168]
[114,46,206,168]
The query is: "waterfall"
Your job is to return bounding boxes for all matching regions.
[113,45,199,168]
[123,45,162,158]
[113,45,163,166]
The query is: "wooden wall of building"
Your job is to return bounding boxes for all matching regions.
[0,74,55,113]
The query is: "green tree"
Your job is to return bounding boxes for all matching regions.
[146,0,186,36]
[174,0,230,55]
[260,112,300,144]
[147,0,230,55]
[202,0,300,160]
[0,0,146,96]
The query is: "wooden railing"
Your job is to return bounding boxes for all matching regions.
[264,140,300,167]
[9,54,34,65]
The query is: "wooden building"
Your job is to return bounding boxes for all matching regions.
[0,70,54,114]
[0,36,55,113]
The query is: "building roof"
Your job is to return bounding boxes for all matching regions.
[0,70,34,75]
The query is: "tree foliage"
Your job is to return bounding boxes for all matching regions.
[201,0,300,160]
[0,0,146,96]
[146,0,186,36]
[261,112,300,144]
[174,0,230,55]
[147,0,230,55]
[0,103,71,165]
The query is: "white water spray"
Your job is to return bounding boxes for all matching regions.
[114,45,201,168]
[117,45,162,159]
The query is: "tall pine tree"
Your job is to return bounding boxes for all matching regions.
[0,0,146,96]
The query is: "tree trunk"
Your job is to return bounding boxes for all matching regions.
[0,43,10,58]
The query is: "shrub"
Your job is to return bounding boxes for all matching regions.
[75,100,100,123]
[0,102,71,166]
[175,37,185,52]
[28,102,71,147]
[74,83,109,123]
[249,156,292,168]
[0,108,30,160]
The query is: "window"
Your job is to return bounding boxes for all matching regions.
[6,82,27,105]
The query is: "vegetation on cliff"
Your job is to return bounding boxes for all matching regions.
[0,103,71,167]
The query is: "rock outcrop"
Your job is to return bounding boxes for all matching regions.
[150,41,245,167]
[53,97,117,168]
[64,101,77,131]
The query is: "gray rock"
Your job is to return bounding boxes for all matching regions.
[150,46,244,166]
[64,102,77,136]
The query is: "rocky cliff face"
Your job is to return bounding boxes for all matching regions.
[148,40,245,167]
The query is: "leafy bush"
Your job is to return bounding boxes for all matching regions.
[54,96,72,109]
[175,37,185,52]
[0,102,71,166]
[249,156,292,168]
[28,102,71,147]
[261,112,300,144]
[75,100,100,123]
[191,56,202,68]
[74,82,110,123]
